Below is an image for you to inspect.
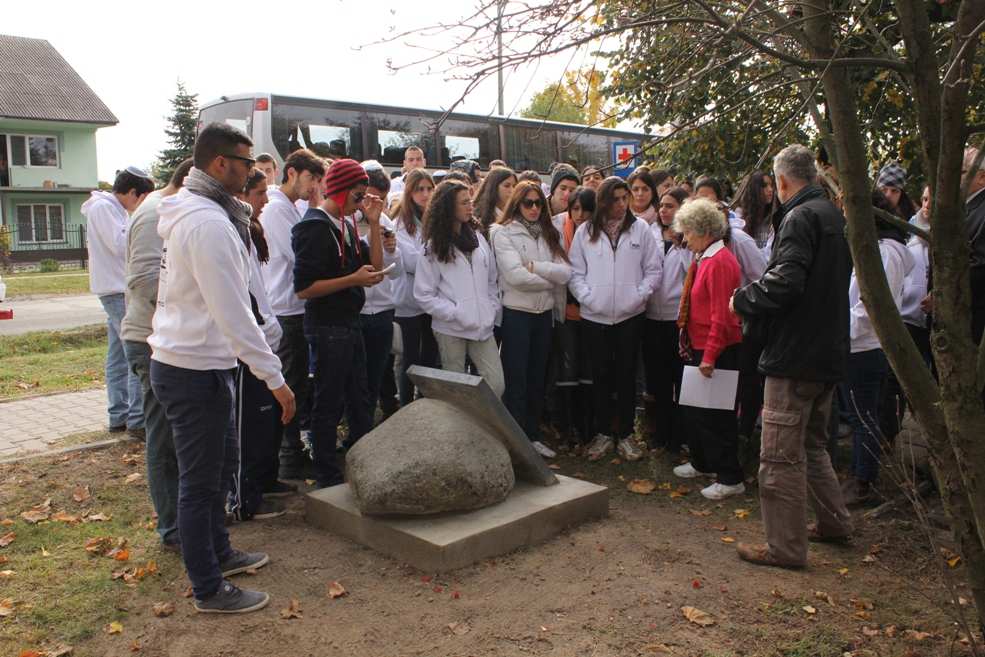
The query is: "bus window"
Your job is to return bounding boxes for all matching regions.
[502,125,558,173]
[559,131,610,172]
[367,113,434,166]
[199,99,254,136]
[436,119,500,168]
[270,101,363,160]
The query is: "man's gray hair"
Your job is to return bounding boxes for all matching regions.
[965,147,984,174]
[773,144,818,185]
[673,198,728,240]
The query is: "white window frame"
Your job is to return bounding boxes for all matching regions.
[7,134,60,168]
[15,203,66,244]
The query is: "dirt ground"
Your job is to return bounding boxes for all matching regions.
[0,442,976,657]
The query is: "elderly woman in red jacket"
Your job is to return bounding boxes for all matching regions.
[672,198,745,500]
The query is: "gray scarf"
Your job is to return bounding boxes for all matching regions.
[518,216,543,241]
[184,167,254,249]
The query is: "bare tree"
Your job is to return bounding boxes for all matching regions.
[380,0,985,632]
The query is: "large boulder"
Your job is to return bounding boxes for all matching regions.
[346,398,515,515]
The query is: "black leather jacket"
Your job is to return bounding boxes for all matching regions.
[732,185,852,382]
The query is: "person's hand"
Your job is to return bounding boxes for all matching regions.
[361,193,384,224]
[526,261,534,273]
[383,232,397,253]
[271,384,296,424]
[699,361,715,378]
[920,293,933,314]
[729,293,736,315]
[352,264,385,287]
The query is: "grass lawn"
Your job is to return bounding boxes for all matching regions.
[3,270,91,298]
[0,325,106,400]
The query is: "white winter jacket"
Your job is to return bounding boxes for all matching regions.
[414,234,499,341]
[849,238,914,354]
[901,236,929,328]
[646,224,690,321]
[568,218,662,325]
[394,218,427,318]
[148,189,285,389]
[490,220,571,320]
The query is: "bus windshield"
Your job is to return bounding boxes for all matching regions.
[199,99,253,136]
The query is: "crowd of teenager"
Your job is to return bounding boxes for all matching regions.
[80,118,985,613]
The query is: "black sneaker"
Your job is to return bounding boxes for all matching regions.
[219,550,270,577]
[252,500,287,520]
[108,424,126,433]
[127,427,146,441]
[194,580,269,614]
[263,480,298,498]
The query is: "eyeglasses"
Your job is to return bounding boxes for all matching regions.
[521,199,543,209]
[352,191,366,204]
[222,153,257,167]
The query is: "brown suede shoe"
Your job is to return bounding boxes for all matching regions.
[807,523,852,545]
[735,542,805,569]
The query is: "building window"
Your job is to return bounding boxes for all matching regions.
[16,204,65,243]
[8,135,59,168]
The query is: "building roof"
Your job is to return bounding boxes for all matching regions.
[0,35,117,125]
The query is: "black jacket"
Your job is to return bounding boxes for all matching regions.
[732,185,852,382]
[292,208,369,328]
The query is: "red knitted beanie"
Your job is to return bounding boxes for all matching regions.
[323,158,369,197]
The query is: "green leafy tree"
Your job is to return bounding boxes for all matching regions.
[522,69,618,127]
[154,81,199,185]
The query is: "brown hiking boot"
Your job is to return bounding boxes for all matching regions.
[735,543,805,569]
[807,523,852,545]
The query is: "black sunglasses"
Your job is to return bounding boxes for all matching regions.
[352,191,366,204]
[521,199,543,209]
[222,153,257,167]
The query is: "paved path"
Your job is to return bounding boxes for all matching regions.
[0,389,107,458]
[0,293,105,336]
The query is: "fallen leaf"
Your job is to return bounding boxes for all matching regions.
[18,651,42,657]
[610,458,622,465]
[904,630,933,642]
[712,523,728,532]
[433,585,444,593]
[0,556,6,565]
[689,509,712,517]
[85,513,111,522]
[124,473,141,484]
[447,621,471,636]
[327,581,347,599]
[861,626,881,637]
[110,548,130,562]
[617,475,626,482]
[280,598,302,619]
[733,509,751,519]
[121,453,141,465]
[691,579,702,589]
[129,640,141,652]
[681,605,715,627]
[837,567,849,576]
[0,519,13,526]
[547,464,561,470]
[106,621,123,635]
[0,598,13,616]
[771,588,784,598]
[304,479,316,486]
[851,598,874,611]
[181,586,193,598]
[73,486,91,504]
[947,555,962,568]
[421,575,432,583]
[885,625,897,638]
[854,611,872,621]
[20,499,52,524]
[802,605,817,615]
[627,479,657,495]
[40,546,50,557]
[669,485,691,499]
[815,591,835,606]
[52,512,81,524]
[658,482,673,490]
[45,645,74,657]
[721,536,735,543]
[451,591,460,599]
[0,570,14,578]
[862,554,877,563]
[643,644,673,654]
[85,536,113,555]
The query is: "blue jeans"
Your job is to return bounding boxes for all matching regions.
[150,360,237,600]
[99,293,143,429]
[124,341,178,546]
[358,310,395,421]
[306,322,371,487]
[843,348,888,484]
[500,308,553,441]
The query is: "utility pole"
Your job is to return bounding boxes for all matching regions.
[497,0,505,116]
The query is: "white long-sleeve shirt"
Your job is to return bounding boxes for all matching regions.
[82,191,129,296]
[355,213,403,314]
[849,238,913,354]
[259,188,306,317]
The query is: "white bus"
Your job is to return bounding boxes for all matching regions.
[197,92,649,176]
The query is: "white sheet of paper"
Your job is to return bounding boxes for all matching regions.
[679,366,739,410]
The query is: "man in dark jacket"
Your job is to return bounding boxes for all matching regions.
[729,144,853,568]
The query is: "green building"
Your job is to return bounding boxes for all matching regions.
[0,34,117,265]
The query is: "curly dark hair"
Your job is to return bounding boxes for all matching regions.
[587,177,636,242]
[499,180,569,262]
[473,166,517,234]
[422,180,475,263]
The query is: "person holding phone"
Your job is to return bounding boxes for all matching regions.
[292,159,385,489]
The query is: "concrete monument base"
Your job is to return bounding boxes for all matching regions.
[306,475,608,571]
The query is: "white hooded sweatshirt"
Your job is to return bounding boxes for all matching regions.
[82,190,129,296]
[849,238,914,354]
[148,188,285,389]
[568,218,662,325]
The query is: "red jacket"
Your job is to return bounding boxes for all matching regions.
[687,241,742,364]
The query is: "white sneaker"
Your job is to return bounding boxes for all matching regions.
[700,482,746,500]
[672,463,714,479]
[532,441,557,459]
[586,434,615,461]
[617,437,644,462]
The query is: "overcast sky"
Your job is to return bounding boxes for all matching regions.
[5,0,573,181]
